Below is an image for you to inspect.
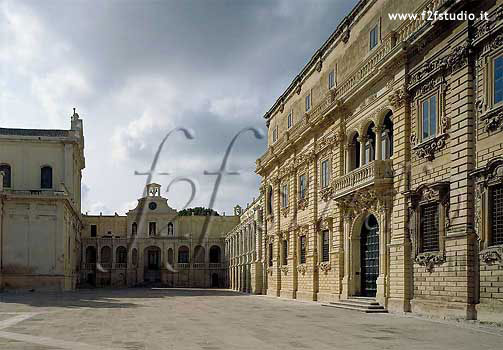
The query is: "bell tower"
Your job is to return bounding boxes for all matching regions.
[146,183,161,197]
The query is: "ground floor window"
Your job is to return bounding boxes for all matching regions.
[490,184,503,246]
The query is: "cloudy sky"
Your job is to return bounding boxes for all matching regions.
[0,0,356,215]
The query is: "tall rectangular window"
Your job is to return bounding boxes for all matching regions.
[490,184,503,246]
[268,243,273,267]
[41,166,53,189]
[281,183,288,208]
[299,236,306,264]
[328,70,335,89]
[420,203,439,252]
[282,240,288,265]
[287,112,293,129]
[321,230,330,262]
[299,174,306,199]
[494,56,503,104]
[272,126,278,143]
[149,222,157,236]
[305,94,311,112]
[422,95,437,140]
[370,25,378,49]
[321,159,330,188]
[91,225,97,237]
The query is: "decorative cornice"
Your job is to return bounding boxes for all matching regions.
[481,105,503,133]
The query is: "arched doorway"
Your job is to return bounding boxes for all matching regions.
[360,214,379,297]
[144,246,161,283]
[209,245,221,263]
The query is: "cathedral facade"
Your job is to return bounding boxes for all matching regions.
[239,0,503,322]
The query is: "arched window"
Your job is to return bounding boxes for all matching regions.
[178,246,189,263]
[116,246,127,264]
[365,123,376,164]
[381,112,394,160]
[85,246,96,264]
[132,248,138,266]
[100,246,112,263]
[351,133,360,171]
[41,166,53,189]
[267,185,273,215]
[132,222,137,235]
[194,245,205,263]
[209,245,221,263]
[167,222,174,235]
[0,164,11,188]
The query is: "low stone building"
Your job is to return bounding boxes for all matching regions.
[251,0,503,322]
[225,196,265,294]
[80,183,239,288]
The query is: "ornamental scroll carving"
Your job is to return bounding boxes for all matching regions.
[298,197,309,210]
[481,105,503,133]
[318,262,331,274]
[388,87,408,109]
[296,264,307,275]
[479,246,503,265]
[473,5,503,41]
[281,266,289,275]
[415,252,446,273]
[335,188,388,219]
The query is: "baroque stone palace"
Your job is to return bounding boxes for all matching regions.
[0,111,239,291]
[226,0,503,322]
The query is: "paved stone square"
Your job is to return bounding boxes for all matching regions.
[0,288,501,350]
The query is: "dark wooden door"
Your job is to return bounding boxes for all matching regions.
[361,215,379,297]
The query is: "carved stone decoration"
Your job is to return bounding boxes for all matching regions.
[474,5,503,41]
[341,27,350,44]
[335,188,387,218]
[279,100,285,113]
[267,267,274,276]
[482,105,503,133]
[281,266,289,275]
[297,264,307,275]
[388,87,408,109]
[317,133,339,153]
[409,42,470,89]
[470,158,503,241]
[267,235,275,244]
[415,252,446,272]
[295,83,302,95]
[479,246,503,265]
[319,186,334,202]
[281,206,290,218]
[315,59,323,73]
[411,133,448,161]
[298,197,309,210]
[318,262,331,274]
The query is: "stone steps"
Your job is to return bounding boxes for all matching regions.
[322,297,388,313]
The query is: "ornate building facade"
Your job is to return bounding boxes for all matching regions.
[225,196,265,294]
[81,183,239,288]
[252,0,503,322]
[0,110,85,291]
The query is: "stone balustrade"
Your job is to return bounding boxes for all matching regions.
[333,160,393,198]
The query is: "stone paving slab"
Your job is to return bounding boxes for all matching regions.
[0,288,501,350]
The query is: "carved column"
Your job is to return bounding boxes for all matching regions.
[358,136,367,167]
[374,126,383,161]
[341,211,354,299]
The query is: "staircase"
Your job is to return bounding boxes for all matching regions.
[322,297,388,313]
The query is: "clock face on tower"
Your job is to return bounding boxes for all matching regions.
[148,202,157,210]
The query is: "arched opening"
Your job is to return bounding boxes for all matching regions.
[167,222,174,235]
[360,214,379,297]
[365,122,376,164]
[350,133,360,171]
[132,222,137,235]
[85,246,96,264]
[178,246,190,263]
[116,246,127,264]
[100,246,111,263]
[209,245,221,263]
[0,164,11,188]
[381,111,394,160]
[194,245,205,263]
[211,273,219,288]
[40,166,53,189]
